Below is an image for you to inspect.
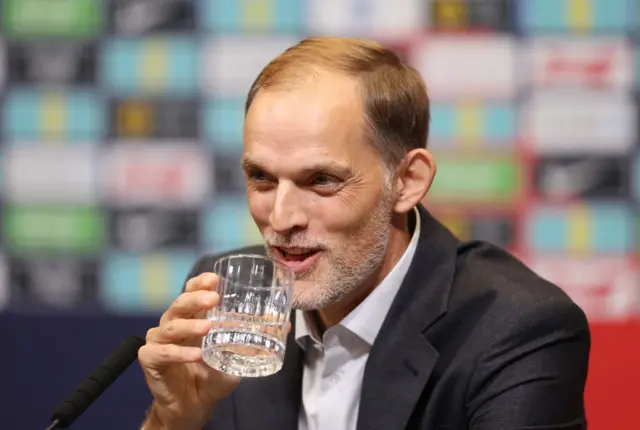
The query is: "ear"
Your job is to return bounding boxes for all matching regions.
[393,149,436,214]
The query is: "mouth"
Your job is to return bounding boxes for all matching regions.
[271,246,322,273]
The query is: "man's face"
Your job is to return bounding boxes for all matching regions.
[242,71,397,310]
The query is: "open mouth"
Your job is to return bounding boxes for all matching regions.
[272,247,321,272]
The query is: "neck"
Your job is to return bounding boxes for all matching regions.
[315,213,412,331]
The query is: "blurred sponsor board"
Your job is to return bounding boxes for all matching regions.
[109,98,200,139]
[3,205,105,254]
[411,35,518,100]
[524,36,633,90]
[524,203,633,254]
[7,43,97,85]
[109,0,196,35]
[108,208,201,252]
[202,99,245,151]
[200,35,300,98]
[1,145,98,204]
[307,0,426,42]
[99,142,212,208]
[427,205,517,249]
[2,90,105,141]
[429,100,516,149]
[214,151,246,194]
[517,0,629,34]
[430,0,513,32]
[201,0,304,33]
[524,256,639,323]
[202,197,263,254]
[627,152,640,203]
[521,91,635,154]
[2,0,103,39]
[100,251,198,313]
[102,37,198,95]
[428,152,522,204]
[533,155,629,201]
[8,256,100,310]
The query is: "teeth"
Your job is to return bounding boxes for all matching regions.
[280,248,313,256]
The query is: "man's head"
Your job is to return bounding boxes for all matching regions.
[241,37,436,311]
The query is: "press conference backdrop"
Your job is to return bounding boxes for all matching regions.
[0,0,638,428]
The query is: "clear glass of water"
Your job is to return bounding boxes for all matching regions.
[201,254,295,377]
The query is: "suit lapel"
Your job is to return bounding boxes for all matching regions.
[235,317,303,430]
[357,206,459,430]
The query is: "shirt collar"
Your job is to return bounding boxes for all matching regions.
[295,206,421,347]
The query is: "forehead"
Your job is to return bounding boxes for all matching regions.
[243,72,375,166]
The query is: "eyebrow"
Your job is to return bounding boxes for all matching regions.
[241,157,353,178]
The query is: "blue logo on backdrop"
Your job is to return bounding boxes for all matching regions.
[525,203,633,254]
[202,99,245,151]
[429,101,516,148]
[517,0,630,34]
[202,197,263,254]
[3,90,105,141]
[199,0,304,32]
[100,251,198,313]
[101,37,198,95]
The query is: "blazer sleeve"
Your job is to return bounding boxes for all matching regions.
[185,256,238,430]
[466,297,591,430]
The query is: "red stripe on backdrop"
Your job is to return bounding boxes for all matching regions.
[585,322,640,430]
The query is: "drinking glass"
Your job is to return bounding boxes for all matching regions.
[201,254,295,377]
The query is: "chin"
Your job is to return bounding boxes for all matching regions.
[292,283,346,311]
[291,280,319,310]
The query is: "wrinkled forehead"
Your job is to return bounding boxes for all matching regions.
[243,74,373,166]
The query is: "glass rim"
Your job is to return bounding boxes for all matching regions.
[214,253,295,282]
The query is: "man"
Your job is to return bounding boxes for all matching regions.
[138,37,591,430]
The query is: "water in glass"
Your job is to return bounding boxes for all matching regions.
[201,254,294,377]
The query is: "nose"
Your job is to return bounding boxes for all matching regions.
[268,182,308,235]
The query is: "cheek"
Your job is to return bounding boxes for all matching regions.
[313,196,372,236]
[247,192,272,228]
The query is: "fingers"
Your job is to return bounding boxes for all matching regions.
[138,343,203,367]
[185,272,218,293]
[147,319,214,344]
[138,274,222,370]
[141,318,214,367]
[160,289,219,325]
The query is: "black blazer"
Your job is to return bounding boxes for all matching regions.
[186,205,590,430]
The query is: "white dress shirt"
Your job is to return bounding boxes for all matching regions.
[295,207,421,430]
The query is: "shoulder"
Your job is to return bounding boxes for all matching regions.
[443,241,590,357]
[451,241,587,321]
[185,244,267,279]
[436,242,591,425]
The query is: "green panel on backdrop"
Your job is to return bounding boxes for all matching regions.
[3,205,106,253]
[3,0,102,39]
[430,154,521,203]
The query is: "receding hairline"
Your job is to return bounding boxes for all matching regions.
[245,37,405,113]
[244,36,431,169]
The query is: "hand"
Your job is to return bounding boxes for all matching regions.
[138,273,241,430]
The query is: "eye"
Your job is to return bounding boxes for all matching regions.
[248,170,268,182]
[246,170,276,189]
[247,170,272,182]
[310,174,340,188]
